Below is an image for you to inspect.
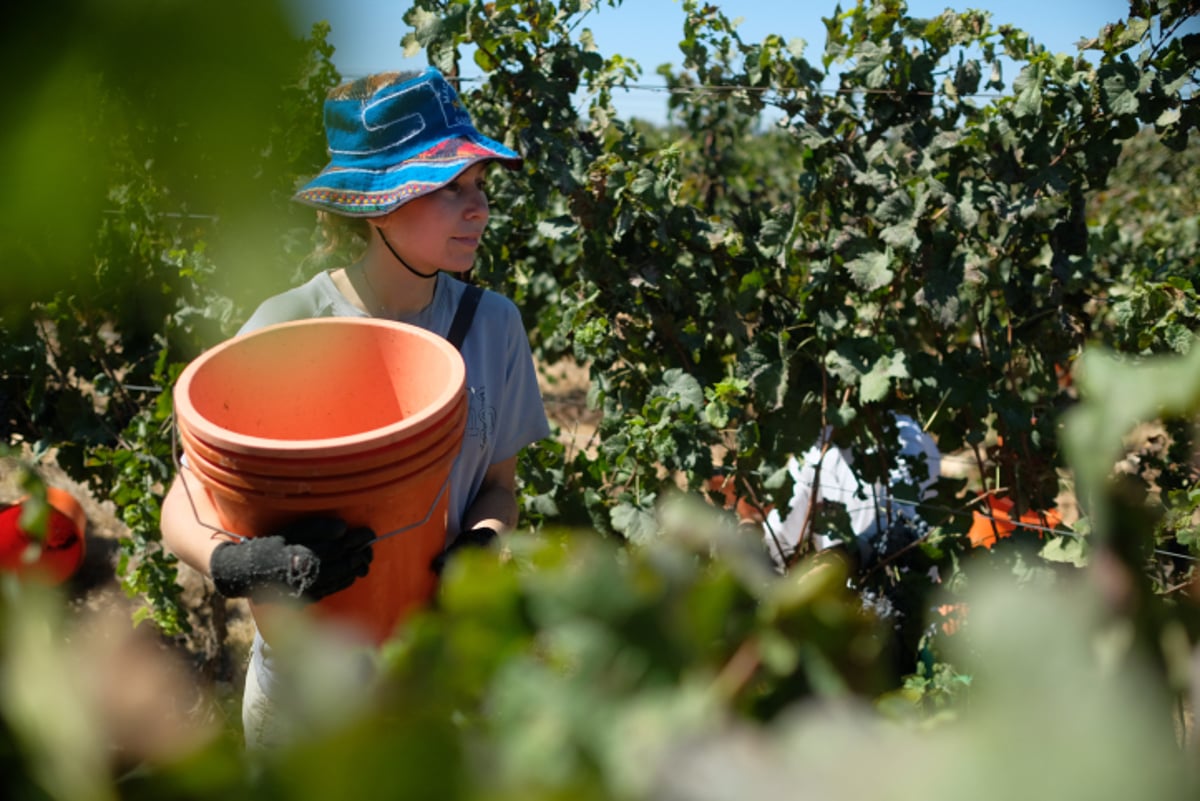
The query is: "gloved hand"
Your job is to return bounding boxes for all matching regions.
[430,525,498,576]
[209,516,374,602]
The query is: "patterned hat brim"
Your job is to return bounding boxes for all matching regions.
[293,132,522,218]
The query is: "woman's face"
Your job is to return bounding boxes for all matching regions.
[376,161,492,275]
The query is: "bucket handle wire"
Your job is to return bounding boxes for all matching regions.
[172,421,247,543]
[171,420,452,549]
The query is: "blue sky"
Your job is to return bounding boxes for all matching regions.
[284,0,1171,122]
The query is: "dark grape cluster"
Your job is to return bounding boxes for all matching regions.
[867,514,930,565]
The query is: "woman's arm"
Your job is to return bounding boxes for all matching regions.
[161,471,373,600]
[160,471,240,576]
[459,455,519,536]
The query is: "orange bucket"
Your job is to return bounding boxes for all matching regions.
[174,318,465,459]
[173,318,467,645]
[194,413,465,645]
[181,420,461,499]
[175,394,467,478]
[0,486,87,584]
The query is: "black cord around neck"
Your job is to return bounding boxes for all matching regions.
[374,226,439,280]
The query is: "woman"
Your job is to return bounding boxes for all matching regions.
[161,67,551,747]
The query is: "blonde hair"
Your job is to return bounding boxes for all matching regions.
[301,211,370,272]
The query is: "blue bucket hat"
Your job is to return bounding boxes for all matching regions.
[294,67,522,217]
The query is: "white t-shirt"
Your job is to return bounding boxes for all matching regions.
[762,414,941,566]
[238,270,551,540]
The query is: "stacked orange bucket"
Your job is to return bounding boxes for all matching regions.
[172,318,467,644]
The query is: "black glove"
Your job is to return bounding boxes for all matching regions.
[430,525,498,576]
[209,516,374,602]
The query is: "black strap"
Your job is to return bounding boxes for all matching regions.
[446,284,483,352]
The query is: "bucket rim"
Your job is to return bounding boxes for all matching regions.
[176,393,467,476]
[193,436,460,508]
[173,317,466,458]
[181,413,465,495]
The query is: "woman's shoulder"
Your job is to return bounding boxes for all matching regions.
[440,274,521,320]
[239,272,351,334]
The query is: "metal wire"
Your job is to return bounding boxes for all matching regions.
[171,420,452,548]
[171,421,247,542]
